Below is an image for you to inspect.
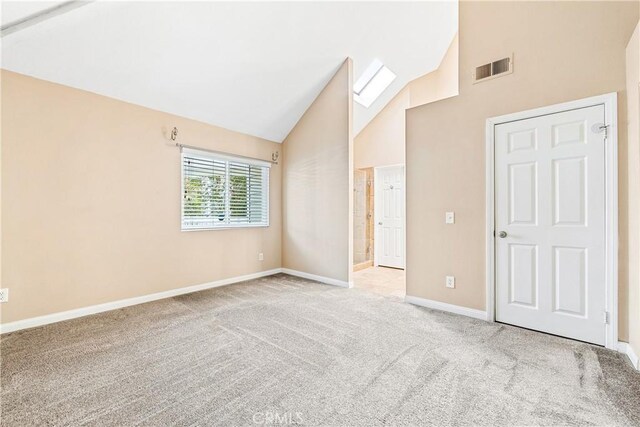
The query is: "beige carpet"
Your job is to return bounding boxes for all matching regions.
[1,274,639,426]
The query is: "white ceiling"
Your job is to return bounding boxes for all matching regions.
[1,1,458,142]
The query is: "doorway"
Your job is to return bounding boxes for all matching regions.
[352,165,406,298]
[486,93,618,349]
[353,168,374,272]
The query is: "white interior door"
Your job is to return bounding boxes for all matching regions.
[495,105,607,345]
[375,165,404,269]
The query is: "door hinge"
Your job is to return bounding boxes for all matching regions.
[603,311,610,324]
[592,123,609,140]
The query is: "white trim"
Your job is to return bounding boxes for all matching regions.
[281,268,353,288]
[485,119,496,326]
[405,295,487,321]
[374,167,380,267]
[617,342,640,370]
[485,92,619,350]
[0,269,282,334]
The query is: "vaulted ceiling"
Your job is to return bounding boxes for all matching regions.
[1,1,458,142]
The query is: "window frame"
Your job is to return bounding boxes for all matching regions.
[180,148,270,231]
[353,59,396,108]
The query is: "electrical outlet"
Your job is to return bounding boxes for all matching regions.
[0,288,8,303]
[446,276,455,289]
[258,253,264,261]
[445,212,455,224]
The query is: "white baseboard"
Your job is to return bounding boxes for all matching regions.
[0,269,282,334]
[617,341,640,370]
[405,295,488,321]
[280,268,352,288]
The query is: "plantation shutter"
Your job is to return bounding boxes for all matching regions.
[182,148,270,230]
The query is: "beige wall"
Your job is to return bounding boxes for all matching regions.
[626,21,640,358]
[408,34,459,108]
[282,59,353,283]
[1,70,282,324]
[354,88,410,169]
[354,35,458,170]
[405,2,639,341]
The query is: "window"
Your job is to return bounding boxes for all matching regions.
[181,148,269,230]
[354,59,396,108]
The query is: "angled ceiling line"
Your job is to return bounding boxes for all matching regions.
[1,1,458,140]
[1,1,93,38]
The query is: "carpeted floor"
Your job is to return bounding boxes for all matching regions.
[1,274,639,426]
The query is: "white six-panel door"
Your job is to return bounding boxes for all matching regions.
[495,105,606,345]
[375,166,405,269]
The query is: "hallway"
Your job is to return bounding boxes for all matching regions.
[353,266,405,298]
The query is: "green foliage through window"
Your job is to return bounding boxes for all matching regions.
[182,153,268,229]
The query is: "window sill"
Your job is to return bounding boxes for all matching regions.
[181,224,269,232]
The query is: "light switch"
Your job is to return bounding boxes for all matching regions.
[445,211,455,224]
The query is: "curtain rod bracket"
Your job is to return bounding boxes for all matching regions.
[171,126,278,165]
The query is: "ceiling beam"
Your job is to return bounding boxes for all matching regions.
[1,1,93,38]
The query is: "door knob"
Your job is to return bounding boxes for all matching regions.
[498,231,507,238]
[378,222,383,225]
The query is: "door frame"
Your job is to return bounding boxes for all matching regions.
[374,164,406,269]
[485,92,618,350]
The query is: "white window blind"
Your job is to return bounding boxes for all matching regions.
[181,148,270,230]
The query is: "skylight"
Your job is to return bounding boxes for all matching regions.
[353,59,397,108]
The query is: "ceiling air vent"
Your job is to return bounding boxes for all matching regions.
[473,55,513,84]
